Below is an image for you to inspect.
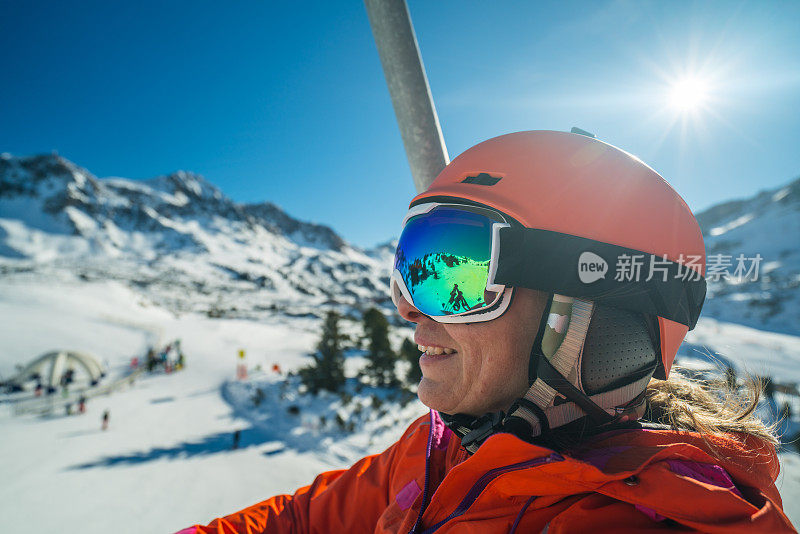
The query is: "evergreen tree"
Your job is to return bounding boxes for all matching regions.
[399,338,422,385]
[362,307,397,387]
[299,310,347,394]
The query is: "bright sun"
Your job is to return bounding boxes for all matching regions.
[669,77,710,112]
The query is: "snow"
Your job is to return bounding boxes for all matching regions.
[0,278,423,533]
[685,316,800,383]
[710,213,755,236]
[779,453,800,515]
[1,371,335,533]
[64,206,99,235]
[774,187,791,202]
[0,196,72,235]
[0,218,96,262]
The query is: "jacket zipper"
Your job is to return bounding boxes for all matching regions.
[409,410,437,534]
[417,452,564,534]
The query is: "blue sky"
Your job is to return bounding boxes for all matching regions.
[2,1,799,248]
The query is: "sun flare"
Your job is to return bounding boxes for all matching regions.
[669,77,710,112]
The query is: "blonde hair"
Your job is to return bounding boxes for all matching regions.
[644,368,779,446]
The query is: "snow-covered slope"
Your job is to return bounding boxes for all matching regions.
[697,176,800,335]
[0,279,424,532]
[0,153,393,319]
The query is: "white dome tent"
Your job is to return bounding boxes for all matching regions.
[8,350,105,393]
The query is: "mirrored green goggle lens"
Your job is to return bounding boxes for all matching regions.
[394,206,497,317]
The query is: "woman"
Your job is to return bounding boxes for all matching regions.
[183,131,794,533]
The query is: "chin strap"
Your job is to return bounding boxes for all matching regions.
[442,295,652,455]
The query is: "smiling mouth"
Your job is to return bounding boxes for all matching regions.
[417,344,457,356]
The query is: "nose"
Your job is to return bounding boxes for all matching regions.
[395,290,426,324]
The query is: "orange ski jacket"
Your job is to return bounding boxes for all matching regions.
[183,410,795,533]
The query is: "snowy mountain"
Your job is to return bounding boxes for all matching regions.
[0,153,393,319]
[696,176,800,335]
[1,153,798,333]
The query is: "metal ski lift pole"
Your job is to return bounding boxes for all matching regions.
[364,0,449,193]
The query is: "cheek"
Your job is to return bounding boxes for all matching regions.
[447,324,531,393]
[493,334,533,386]
[471,350,529,408]
[478,350,519,388]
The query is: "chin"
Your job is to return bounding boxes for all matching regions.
[416,377,456,414]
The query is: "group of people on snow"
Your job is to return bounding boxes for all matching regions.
[144,340,186,374]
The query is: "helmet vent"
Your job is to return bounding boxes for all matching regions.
[461,173,502,186]
[580,305,657,395]
[570,126,596,138]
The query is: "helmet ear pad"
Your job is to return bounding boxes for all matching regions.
[580,305,660,396]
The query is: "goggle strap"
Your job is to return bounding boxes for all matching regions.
[528,292,554,384]
[495,227,706,329]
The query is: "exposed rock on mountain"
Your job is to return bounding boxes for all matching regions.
[0,153,392,319]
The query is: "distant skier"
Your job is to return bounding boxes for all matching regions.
[232,430,241,450]
[146,348,157,373]
[78,395,87,414]
[101,409,109,431]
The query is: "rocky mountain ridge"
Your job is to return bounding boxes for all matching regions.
[0,153,392,319]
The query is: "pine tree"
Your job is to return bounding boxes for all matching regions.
[362,307,397,387]
[399,338,422,385]
[299,310,347,394]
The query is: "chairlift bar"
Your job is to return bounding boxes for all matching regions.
[364,0,449,192]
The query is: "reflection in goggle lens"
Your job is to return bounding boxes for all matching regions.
[394,207,497,317]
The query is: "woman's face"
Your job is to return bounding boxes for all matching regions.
[396,288,547,416]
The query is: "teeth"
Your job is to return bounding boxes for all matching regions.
[417,344,456,355]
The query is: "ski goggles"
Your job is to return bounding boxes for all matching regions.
[392,203,708,329]
[390,202,515,323]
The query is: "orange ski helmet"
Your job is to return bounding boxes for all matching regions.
[409,130,706,379]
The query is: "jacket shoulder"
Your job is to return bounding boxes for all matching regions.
[559,429,795,532]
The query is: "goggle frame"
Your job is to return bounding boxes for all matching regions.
[391,202,515,324]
